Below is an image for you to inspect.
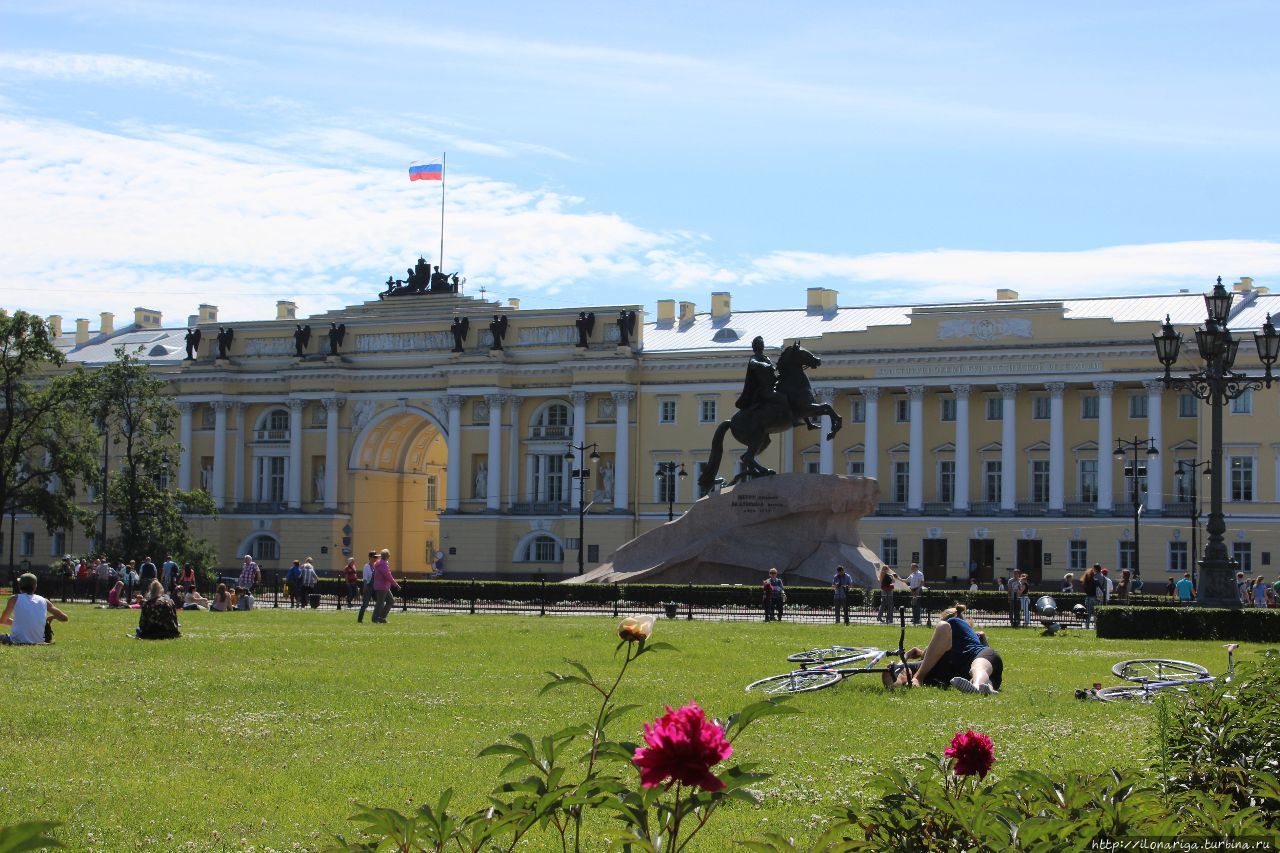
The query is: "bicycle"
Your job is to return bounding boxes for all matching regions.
[1087,644,1238,702]
[745,608,912,695]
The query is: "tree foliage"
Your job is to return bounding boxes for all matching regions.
[93,345,216,568]
[0,311,98,547]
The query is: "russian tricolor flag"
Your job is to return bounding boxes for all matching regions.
[409,160,443,181]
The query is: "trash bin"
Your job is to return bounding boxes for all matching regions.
[664,602,679,620]
[308,593,321,609]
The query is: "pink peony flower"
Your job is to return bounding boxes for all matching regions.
[944,729,995,778]
[632,702,733,791]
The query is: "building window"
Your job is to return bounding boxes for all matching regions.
[254,456,287,504]
[532,454,566,502]
[698,399,717,423]
[850,399,866,423]
[892,461,909,503]
[984,461,1002,503]
[1032,396,1050,420]
[895,399,910,423]
[847,460,865,476]
[1078,459,1098,503]
[1129,394,1148,419]
[940,398,956,422]
[250,534,279,561]
[1081,395,1099,419]
[426,474,439,509]
[657,467,677,503]
[881,537,899,568]
[1178,394,1197,418]
[1230,390,1252,414]
[658,399,677,424]
[1233,542,1253,573]
[530,402,571,439]
[938,460,955,503]
[19,532,33,556]
[1169,541,1188,575]
[1230,456,1254,501]
[803,461,819,474]
[51,530,65,556]
[986,397,1003,421]
[267,409,290,432]
[1069,540,1088,571]
[1118,541,1136,571]
[1031,460,1050,502]
[532,535,562,562]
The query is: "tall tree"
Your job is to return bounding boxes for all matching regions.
[94,345,216,568]
[0,311,98,561]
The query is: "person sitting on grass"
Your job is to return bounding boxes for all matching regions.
[136,580,181,639]
[883,603,1003,696]
[209,583,234,612]
[235,587,254,611]
[107,580,128,608]
[183,586,209,611]
[1,572,68,645]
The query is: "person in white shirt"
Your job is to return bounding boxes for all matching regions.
[906,563,925,625]
[1,573,68,644]
[356,550,377,623]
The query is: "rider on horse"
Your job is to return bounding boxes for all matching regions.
[736,336,818,430]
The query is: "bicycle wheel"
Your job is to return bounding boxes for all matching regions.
[1111,659,1209,684]
[786,646,877,665]
[745,669,842,695]
[1095,685,1158,702]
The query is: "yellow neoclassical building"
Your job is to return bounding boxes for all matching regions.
[27,275,1280,584]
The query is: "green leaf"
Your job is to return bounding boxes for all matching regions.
[723,698,799,741]
[0,822,63,853]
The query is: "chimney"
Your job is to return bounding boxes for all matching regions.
[1234,277,1254,292]
[99,312,114,336]
[199,304,218,323]
[711,292,731,320]
[75,319,90,345]
[807,287,838,313]
[46,315,62,338]
[508,298,520,310]
[656,299,675,323]
[996,289,1019,301]
[678,301,696,325]
[133,307,162,329]
[276,300,297,320]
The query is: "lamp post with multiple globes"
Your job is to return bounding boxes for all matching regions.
[654,461,688,521]
[1113,436,1158,582]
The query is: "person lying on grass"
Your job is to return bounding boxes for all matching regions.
[882,603,1003,695]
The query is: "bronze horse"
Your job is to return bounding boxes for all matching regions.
[697,342,842,496]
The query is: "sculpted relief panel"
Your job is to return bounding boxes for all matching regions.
[937,317,1033,342]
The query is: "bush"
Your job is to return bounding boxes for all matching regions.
[1097,605,1280,641]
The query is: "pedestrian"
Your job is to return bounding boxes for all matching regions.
[138,557,156,588]
[1116,569,1132,604]
[124,562,139,600]
[299,557,318,607]
[1252,575,1268,608]
[832,565,852,625]
[1165,577,1177,599]
[1081,564,1102,628]
[180,563,197,593]
[1098,568,1113,604]
[238,554,261,595]
[906,562,925,625]
[1061,573,1075,594]
[285,560,303,608]
[877,565,897,623]
[371,548,400,624]
[1006,567,1021,628]
[75,559,89,599]
[94,558,112,603]
[161,555,179,590]
[1018,572,1031,626]
[1174,571,1195,603]
[1,573,68,645]
[357,550,377,623]
[1235,571,1249,606]
[342,557,359,607]
[762,568,785,622]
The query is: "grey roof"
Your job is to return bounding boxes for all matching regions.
[61,328,189,365]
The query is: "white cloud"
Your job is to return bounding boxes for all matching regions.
[0,51,211,85]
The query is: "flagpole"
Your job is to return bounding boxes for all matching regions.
[438,152,446,273]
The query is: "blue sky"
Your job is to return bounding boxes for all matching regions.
[2,1,1278,324]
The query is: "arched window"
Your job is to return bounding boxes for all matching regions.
[530,402,570,438]
[249,534,279,561]
[516,534,563,563]
[254,408,291,442]
[267,409,290,432]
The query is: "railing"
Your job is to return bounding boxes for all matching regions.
[874,502,906,516]
[970,501,1000,515]
[1065,502,1098,517]
[253,429,289,442]
[528,425,570,439]
[233,501,294,514]
[509,501,571,515]
[1016,501,1048,516]
[922,501,952,515]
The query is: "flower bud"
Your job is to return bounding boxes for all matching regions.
[618,614,655,642]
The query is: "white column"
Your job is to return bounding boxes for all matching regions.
[570,391,590,507]
[1047,382,1066,512]
[211,401,229,509]
[287,399,304,509]
[611,391,633,511]
[907,385,925,511]
[1095,381,1114,512]
[507,397,522,510]
[863,388,880,481]
[177,402,193,491]
[817,388,835,474]
[485,394,505,511]
[443,395,462,511]
[232,403,245,508]
[951,384,971,511]
[323,397,343,511]
[1145,380,1164,512]
[998,384,1018,512]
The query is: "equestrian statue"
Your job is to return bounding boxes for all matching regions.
[697,336,842,496]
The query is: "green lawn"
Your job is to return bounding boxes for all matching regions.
[0,606,1263,851]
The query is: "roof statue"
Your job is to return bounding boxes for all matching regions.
[216,326,234,359]
[450,315,470,352]
[183,328,201,361]
[575,311,595,348]
[327,322,346,356]
[293,324,311,358]
[489,315,509,350]
[617,310,637,347]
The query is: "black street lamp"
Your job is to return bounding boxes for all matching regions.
[1175,459,1211,593]
[1113,436,1158,581]
[654,461,688,521]
[1154,277,1280,607]
[565,442,600,575]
